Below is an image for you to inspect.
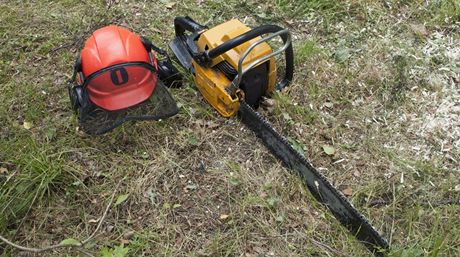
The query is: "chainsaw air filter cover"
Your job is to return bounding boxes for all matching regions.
[68,25,179,135]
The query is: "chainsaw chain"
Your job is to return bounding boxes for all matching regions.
[238,100,389,256]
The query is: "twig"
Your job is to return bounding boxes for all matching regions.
[77,248,96,257]
[82,182,119,245]
[0,182,121,255]
[273,230,353,257]
[50,42,74,53]
[309,238,354,257]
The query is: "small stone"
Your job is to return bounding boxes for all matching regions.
[219,214,229,220]
[106,225,114,232]
[454,184,460,192]
[123,230,135,239]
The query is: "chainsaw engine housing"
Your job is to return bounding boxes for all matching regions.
[169,17,293,117]
[193,19,277,117]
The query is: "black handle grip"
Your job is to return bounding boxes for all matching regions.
[174,16,207,36]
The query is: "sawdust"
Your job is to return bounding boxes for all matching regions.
[405,31,460,159]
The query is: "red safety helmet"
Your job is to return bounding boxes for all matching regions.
[79,25,157,110]
[68,25,181,135]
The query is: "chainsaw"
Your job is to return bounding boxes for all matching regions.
[169,16,389,255]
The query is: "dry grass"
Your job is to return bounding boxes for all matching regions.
[0,0,459,256]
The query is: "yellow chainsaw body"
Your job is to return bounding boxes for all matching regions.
[192,19,277,117]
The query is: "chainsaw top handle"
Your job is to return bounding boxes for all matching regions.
[173,16,294,90]
[209,24,294,90]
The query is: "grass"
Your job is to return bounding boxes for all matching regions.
[1,0,459,256]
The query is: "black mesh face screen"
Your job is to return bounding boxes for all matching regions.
[78,80,178,135]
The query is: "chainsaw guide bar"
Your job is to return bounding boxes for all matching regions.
[238,100,389,255]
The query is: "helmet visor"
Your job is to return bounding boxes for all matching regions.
[78,79,178,135]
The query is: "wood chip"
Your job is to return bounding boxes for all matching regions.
[339,185,353,196]
[410,24,428,37]
[23,121,32,130]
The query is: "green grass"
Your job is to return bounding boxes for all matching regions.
[0,0,459,256]
[0,135,73,231]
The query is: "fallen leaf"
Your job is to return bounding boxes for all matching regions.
[23,121,33,130]
[410,24,428,37]
[323,102,333,108]
[165,2,176,9]
[275,215,284,222]
[0,167,7,174]
[455,184,460,192]
[229,177,241,186]
[339,185,353,196]
[173,203,181,208]
[123,231,135,239]
[106,225,114,232]
[261,98,275,107]
[185,184,197,190]
[267,197,279,207]
[115,194,129,206]
[45,128,57,142]
[187,134,199,145]
[253,246,265,254]
[353,170,361,177]
[206,120,220,129]
[288,137,306,157]
[282,112,292,121]
[219,214,229,220]
[322,145,336,155]
[59,238,80,245]
[333,47,351,63]
[341,186,353,196]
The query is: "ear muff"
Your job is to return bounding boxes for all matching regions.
[68,84,79,111]
[74,56,84,85]
[141,36,182,87]
[140,36,155,65]
[140,36,152,51]
[74,56,82,72]
[69,56,84,112]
